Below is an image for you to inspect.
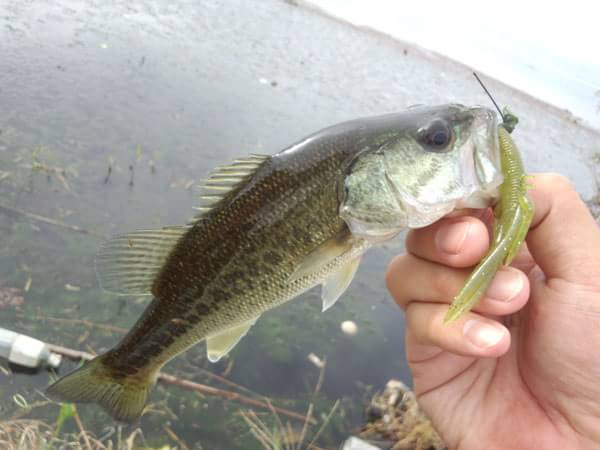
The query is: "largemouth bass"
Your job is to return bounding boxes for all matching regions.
[47,104,502,421]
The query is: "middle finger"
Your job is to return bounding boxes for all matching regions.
[386,253,530,315]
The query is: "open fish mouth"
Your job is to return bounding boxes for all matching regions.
[339,104,505,234]
[457,106,503,209]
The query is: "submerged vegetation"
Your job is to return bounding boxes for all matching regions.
[1,416,159,450]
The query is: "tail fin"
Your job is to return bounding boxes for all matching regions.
[46,356,155,422]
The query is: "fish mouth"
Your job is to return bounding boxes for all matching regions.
[457,107,503,209]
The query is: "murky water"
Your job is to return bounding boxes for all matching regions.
[0,1,598,449]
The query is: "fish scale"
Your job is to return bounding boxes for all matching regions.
[101,139,355,375]
[47,104,503,421]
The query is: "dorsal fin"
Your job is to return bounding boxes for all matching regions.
[191,154,269,220]
[95,226,188,296]
[97,154,269,295]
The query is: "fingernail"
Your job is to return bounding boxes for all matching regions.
[463,320,505,348]
[486,268,523,302]
[435,221,471,254]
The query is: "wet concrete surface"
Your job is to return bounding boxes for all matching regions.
[1,0,597,196]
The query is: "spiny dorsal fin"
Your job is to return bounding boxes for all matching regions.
[192,154,269,219]
[95,226,188,296]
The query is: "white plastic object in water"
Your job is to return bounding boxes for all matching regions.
[342,437,382,450]
[340,320,358,336]
[0,327,62,369]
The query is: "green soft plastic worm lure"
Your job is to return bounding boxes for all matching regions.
[444,105,534,323]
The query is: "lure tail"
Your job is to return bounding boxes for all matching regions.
[46,355,155,422]
[444,203,525,323]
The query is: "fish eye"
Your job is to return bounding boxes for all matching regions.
[417,119,454,152]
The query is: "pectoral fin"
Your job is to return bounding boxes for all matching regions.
[206,318,258,362]
[321,257,361,311]
[289,234,354,282]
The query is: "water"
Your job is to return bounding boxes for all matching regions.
[0,1,598,449]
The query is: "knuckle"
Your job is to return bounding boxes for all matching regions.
[404,228,417,246]
[405,227,428,253]
[531,173,588,213]
[384,254,409,291]
[405,303,427,341]
[430,267,460,298]
[532,173,575,197]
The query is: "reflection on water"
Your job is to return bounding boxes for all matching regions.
[0,1,598,448]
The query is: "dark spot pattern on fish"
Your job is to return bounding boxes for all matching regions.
[46,106,502,426]
[195,303,210,316]
[263,251,283,265]
[223,271,245,285]
[100,111,445,374]
[210,288,232,303]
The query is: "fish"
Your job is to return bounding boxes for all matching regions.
[46,104,503,421]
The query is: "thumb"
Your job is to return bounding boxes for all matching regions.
[526,173,600,284]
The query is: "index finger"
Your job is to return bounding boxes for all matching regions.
[405,214,491,268]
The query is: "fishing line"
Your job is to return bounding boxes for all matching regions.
[473,72,518,133]
[473,72,505,121]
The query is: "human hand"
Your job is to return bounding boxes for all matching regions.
[386,174,600,450]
